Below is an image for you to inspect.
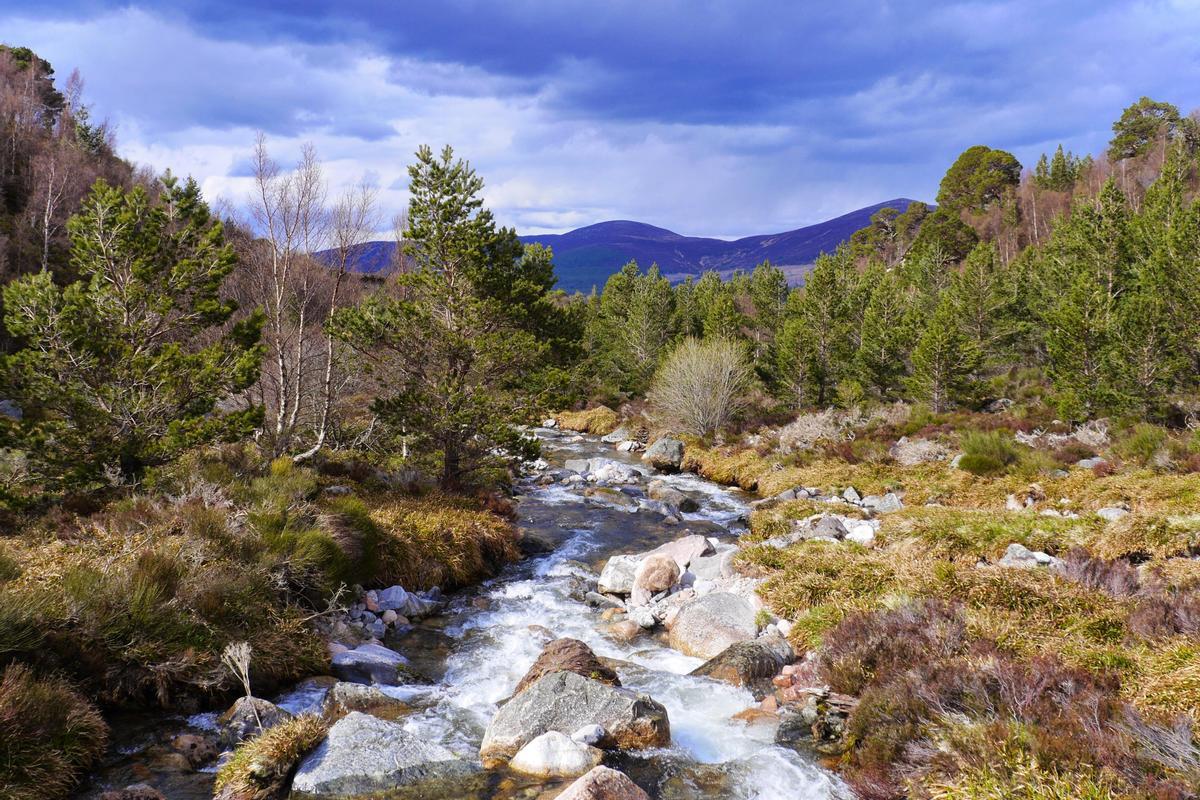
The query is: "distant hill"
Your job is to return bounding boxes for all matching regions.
[331,198,921,292]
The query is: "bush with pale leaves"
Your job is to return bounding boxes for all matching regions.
[647,338,752,436]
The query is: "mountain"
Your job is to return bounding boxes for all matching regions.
[335,198,921,292]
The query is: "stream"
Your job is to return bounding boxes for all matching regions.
[83,428,849,799]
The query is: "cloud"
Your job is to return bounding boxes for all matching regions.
[1,1,1199,238]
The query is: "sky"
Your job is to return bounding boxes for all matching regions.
[3,1,1200,238]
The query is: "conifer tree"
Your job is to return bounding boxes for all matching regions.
[908,294,981,413]
[854,268,914,399]
[776,249,856,406]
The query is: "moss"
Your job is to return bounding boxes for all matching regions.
[0,664,108,800]
[215,714,328,800]
[555,405,619,435]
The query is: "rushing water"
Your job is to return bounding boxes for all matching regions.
[81,428,849,799]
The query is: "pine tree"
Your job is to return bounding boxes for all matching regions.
[332,145,551,488]
[908,294,981,413]
[949,242,1019,362]
[1,176,262,491]
[776,249,856,406]
[855,268,915,399]
[702,286,741,341]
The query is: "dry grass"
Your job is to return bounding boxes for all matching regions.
[555,405,619,435]
[214,714,329,800]
[365,494,520,590]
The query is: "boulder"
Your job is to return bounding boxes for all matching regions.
[375,585,440,617]
[480,671,670,764]
[292,712,475,796]
[218,696,291,747]
[865,492,903,513]
[555,766,651,800]
[647,534,714,569]
[842,487,861,503]
[601,427,631,444]
[324,681,411,720]
[1076,457,1106,470]
[643,438,684,473]
[646,480,700,513]
[598,555,640,595]
[509,730,604,778]
[331,642,422,686]
[565,458,592,474]
[513,638,620,696]
[689,637,793,698]
[630,554,681,606]
[668,592,758,659]
[845,524,876,546]
[170,733,219,768]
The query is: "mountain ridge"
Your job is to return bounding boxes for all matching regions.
[336,198,922,291]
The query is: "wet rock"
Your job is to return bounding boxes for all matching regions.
[630,554,680,606]
[627,605,657,629]
[480,671,671,764]
[688,637,793,699]
[571,724,607,746]
[598,555,640,595]
[218,696,291,747]
[331,642,422,686]
[565,458,592,474]
[170,733,218,768]
[585,591,625,609]
[616,440,643,452]
[324,682,410,720]
[292,712,475,796]
[604,620,642,642]
[554,766,651,800]
[600,426,631,444]
[514,638,621,696]
[646,480,700,513]
[99,785,166,800]
[375,585,440,618]
[509,730,604,778]
[643,438,684,472]
[668,592,757,659]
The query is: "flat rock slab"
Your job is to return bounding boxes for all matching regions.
[292,712,476,797]
[331,643,418,686]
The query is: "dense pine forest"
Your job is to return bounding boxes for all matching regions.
[4,40,1200,800]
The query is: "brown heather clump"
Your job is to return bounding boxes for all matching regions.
[0,664,108,800]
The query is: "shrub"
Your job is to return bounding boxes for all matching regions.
[818,599,968,695]
[1060,548,1141,597]
[646,337,753,436]
[215,714,328,800]
[555,405,619,435]
[1114,424,1168,468]
[958,430,1021,476]
[1127,591,1200,640]
[0,664,108,800]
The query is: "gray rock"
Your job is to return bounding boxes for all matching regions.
[555,766,651,800]
[292,712,475,796]
[601,427,631,444]
[647,534,714,569]
[845,524,876,546]
[873,492,903,513]
[598,555,640,596]
[218,696,291,748]
[646,480,700,513]
[997,542,1064,570]
[323,682,410,719]
[627,605,657,629]
[331,643,419,686]
[842,487,861,503]
[1076,457,1106,470]
[509,730,603,778]
[1097,506,1130,522]
[642,438,685,473]
[585,591,626,609]
[668,592,757,659]
[689,637,791,698]
[565,458,592,474]
[479,671,670,763]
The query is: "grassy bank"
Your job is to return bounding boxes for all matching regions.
[0,446,519,798]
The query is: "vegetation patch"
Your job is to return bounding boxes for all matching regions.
[555,405,619,435]
[214,714,329,800]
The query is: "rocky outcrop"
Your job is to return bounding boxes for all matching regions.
[554,766,651,800]
[218,696,291,748]
[291,712,475,796]
[513,638,620,696]
[689,637,792,698]
[668,592,757,659]
[480,671,670,764]
[509,730,603,778]
[643,438,684,472]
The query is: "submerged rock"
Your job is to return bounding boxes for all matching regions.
[291,712,475,797]
[668,592,757,659]
[554,765,651,800]
[323,681,410,720]
[509,730,604,778]
[480,671,670,764]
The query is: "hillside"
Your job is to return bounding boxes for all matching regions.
[335,199,921,291]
